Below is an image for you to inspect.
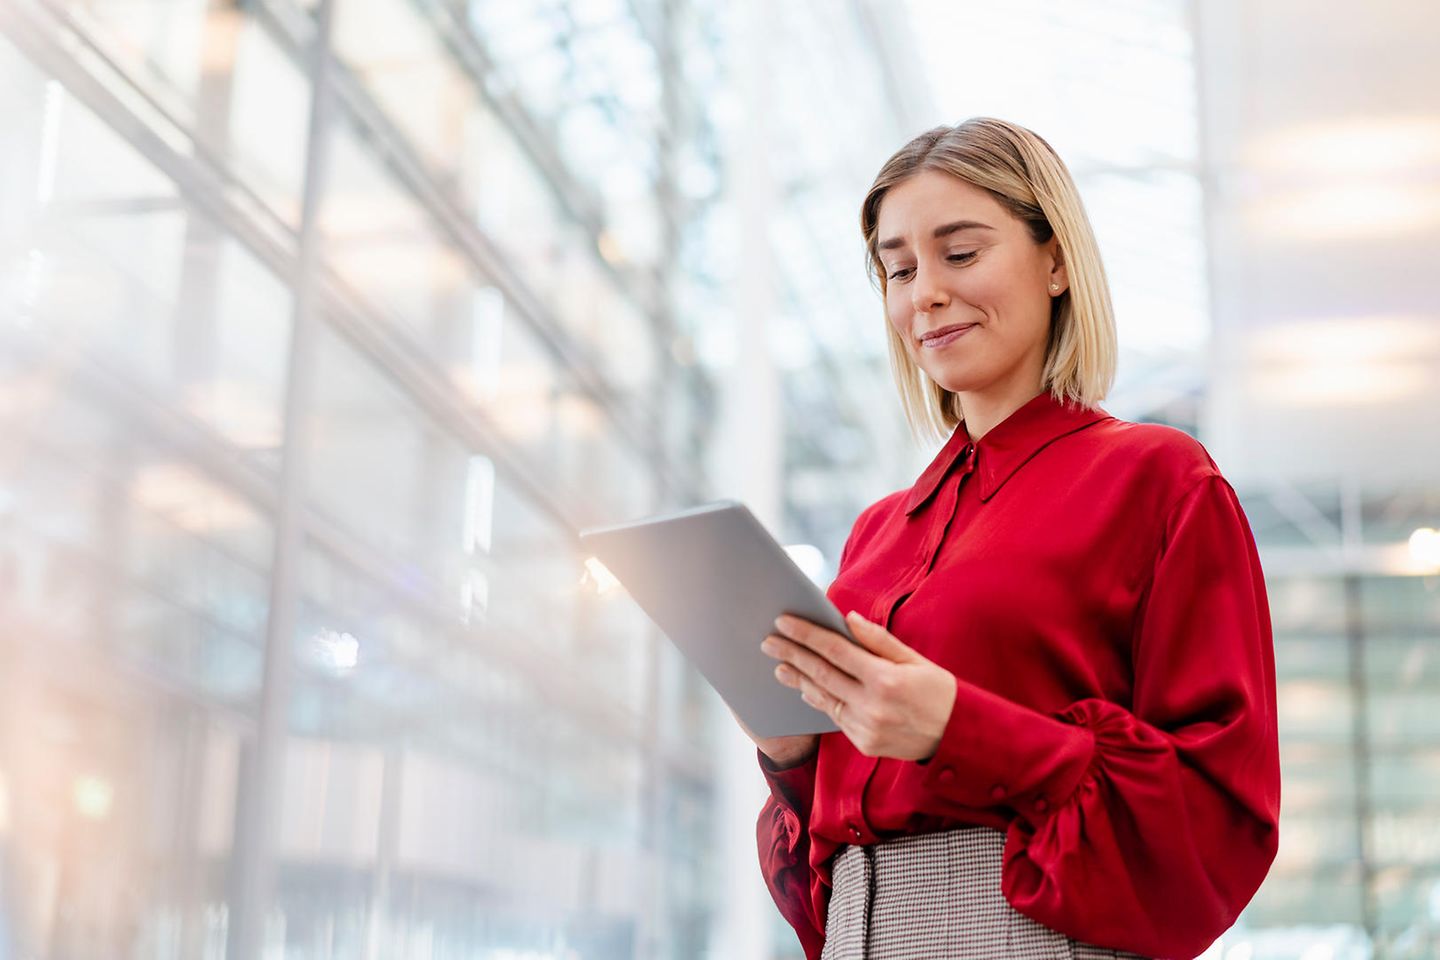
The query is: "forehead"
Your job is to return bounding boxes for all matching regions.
[875,170,1009,237]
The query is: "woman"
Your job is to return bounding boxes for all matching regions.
[737,118,1280,959]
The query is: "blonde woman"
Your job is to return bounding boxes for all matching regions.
[737,119,1280,958]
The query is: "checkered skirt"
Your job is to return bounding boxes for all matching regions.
[819,825,1151,959]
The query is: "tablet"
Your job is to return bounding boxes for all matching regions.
[579,499,855,738]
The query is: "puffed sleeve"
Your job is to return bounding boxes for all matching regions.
[756,750,824,958]
[913,473,1280,958]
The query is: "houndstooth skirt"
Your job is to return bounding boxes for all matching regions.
[819,825,1151,960]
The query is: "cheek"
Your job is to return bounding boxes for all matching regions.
[883,298,920,359]
[957,261,1021,305]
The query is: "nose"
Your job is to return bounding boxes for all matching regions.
[910,261,949,314]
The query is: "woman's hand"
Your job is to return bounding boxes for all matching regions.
[762,611,957,762]
[728,706,819,769]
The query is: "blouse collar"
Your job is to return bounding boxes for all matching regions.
[903,389,1114,515]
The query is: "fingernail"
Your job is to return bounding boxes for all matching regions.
[774,615,789,632]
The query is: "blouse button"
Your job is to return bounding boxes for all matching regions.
[990,784,1006,801]
[1034,797,1049,814]
[938,768,956,784]
[850,825,862,840]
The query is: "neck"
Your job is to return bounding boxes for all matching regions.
[956,373,1046,441]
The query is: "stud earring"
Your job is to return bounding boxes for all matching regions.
[1050,283,1060,291]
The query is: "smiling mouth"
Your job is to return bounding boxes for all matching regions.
[920,323,978,347]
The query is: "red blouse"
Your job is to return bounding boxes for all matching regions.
[756,388,1280,960]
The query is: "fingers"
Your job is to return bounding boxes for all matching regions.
[763,632,863,703]
[795,671,842,719]
[775,612,924,672]
[843,611,922,663]
[772,614,885,680]
[772,659,845,722]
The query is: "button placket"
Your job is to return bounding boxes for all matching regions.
[921,449,970,573]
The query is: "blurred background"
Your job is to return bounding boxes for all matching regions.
[0,0,1437,957]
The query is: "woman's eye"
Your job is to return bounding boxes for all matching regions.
[886,253,972,281]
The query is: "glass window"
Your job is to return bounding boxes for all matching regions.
[332,0,477,177]
[307,323,473,599]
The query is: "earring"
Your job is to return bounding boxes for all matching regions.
[1049,283,1060,291]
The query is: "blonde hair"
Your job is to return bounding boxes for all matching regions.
[860,118,1117,445]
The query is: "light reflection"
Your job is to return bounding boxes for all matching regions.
[73,774,115,821]
[581,555,622,596]
[35,80,63,205]
[1409,527,1440,571]
[1248,183,1440,241]
[1248,116,1440,177]
[132,463,258,533]
[463,454,495,555]
[1247,315,1440,406]
[182,380,283,449]
[307,628,360,676]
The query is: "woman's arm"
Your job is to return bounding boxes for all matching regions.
[913,473,1280,958]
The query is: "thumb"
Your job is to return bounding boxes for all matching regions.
[845,611,921,663]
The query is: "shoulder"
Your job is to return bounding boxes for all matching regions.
[835,488,908,569]
[1088,416,1223,493]
[851,488,909,539]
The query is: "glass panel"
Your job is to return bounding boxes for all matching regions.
[0,59,292,462]
[1268,575,1349,633]
[1282,748,1357,815]
[60,1,310,228]
[332,0,476,177]
[1277,677,1353,744]
[317,68,660,413]
[1243,869,1366,927]
[306,323,472,601]
[1369,692,1440,749]
[1371,749,1440,813]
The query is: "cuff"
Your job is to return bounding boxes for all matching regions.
[758,746,819,817]
[917,676,1097,830]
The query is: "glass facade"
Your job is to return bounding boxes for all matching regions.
[0,0,732,954]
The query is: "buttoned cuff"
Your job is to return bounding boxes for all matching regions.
[758,747,819,817]
[917,676,1097,830]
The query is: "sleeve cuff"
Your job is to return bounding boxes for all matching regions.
[758,746,819,816]
[918,676,1097,829]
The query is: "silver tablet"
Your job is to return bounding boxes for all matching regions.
[579,499,855,738]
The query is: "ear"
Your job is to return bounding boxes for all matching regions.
[1047,238,1068,295]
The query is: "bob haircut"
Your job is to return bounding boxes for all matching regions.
[860,117,1117,445]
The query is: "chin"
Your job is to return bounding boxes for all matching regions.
[923,366,983,395]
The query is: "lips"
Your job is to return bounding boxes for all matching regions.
[920,323,978,346]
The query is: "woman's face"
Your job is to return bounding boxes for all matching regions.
[875,169,1066,398]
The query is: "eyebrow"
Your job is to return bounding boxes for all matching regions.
[878,220,995,251]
